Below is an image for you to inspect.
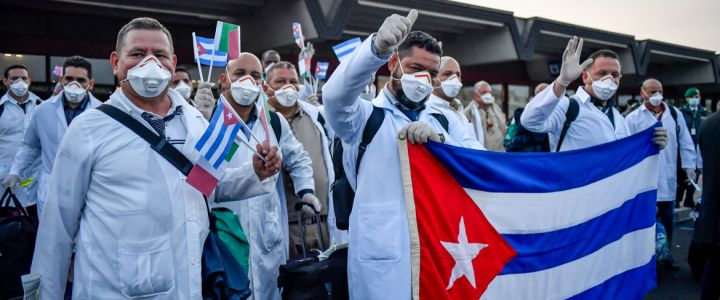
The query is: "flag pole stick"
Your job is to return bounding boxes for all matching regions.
[236,116,264,146]
[207,21,221,84]
[191,32,205,83]
[234,135,267,163]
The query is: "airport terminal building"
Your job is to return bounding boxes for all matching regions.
[2,0,718,115]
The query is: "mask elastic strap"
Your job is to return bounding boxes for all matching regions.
[391,50,404,81]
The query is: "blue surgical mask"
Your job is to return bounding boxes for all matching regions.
[688,97,700,106]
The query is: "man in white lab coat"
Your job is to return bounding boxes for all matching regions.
[265,61,346,255]
[521,36,668,152]
[625,78,696,270]
[4,56,102,219]
[0,64,42,217]
[203,53,316,300]
[426,56,484,149]
[322,9,476,299]
[465,81,506,151]
[30,17,281,299]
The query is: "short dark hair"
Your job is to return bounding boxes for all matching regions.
[63,56,93,78]
[116,17,173,52]
[175,66,191,80]
[4,64,28,79]
[262,49,280,60]
[265,61,296,81]
[398,31,443,58]
[586,49,621,69]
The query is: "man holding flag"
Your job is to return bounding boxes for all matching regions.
[29,18,281,299]
[201,52,316,300]
[323,9,483,299]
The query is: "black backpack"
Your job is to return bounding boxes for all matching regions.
[331,107,384,230]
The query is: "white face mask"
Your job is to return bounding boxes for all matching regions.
[588,74,618,100]
[63,81,88,103]
[275,84,299,107]
[395,59,433,103]
[440,76,462,98]
[229,74,259,106]
[124,55,171,98]
[480,93,494,104]
[648,92,663,107]
[10,79,29,97]
[172,81,192,99]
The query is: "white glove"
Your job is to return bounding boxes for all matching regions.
[194,82,216,120]
[374,9,419,56]
[300,193,322,216]
[652,127,668,150]
[398,121,443,144]
[300,42,315,60]
[2,174,20,190]
[685,169,697,182]
[556,36,594,87]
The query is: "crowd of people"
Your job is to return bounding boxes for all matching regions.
[0,8,717,300]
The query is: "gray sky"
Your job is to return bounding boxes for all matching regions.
[453,0,720,53]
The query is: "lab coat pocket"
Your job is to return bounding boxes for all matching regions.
[118,235,175,298]
[357,202,401,262]
[259,203,283,253]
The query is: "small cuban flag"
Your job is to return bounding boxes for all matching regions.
[314,62,329,79]
[332,37,361,64]
[193,34,228,67]
[186,97,242,196]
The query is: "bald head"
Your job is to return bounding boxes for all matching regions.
[221,52,262,90]
[534,83,549,96]
[640,78,663,101]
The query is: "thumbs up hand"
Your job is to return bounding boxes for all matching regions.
[374,9,419,56]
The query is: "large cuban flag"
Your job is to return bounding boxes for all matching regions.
[399,125,660,299]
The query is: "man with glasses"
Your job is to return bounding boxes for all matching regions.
[3,56,102,219]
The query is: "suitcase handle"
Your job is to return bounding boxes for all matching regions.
[1,187,30,217]
[294,202,327,258]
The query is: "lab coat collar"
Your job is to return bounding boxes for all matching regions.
[377,84,427,121]
[638,101,670,117]
[0,91,41,106]
[109,88,186,118]
[574,87,592,104]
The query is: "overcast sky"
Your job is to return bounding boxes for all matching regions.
[453,0,720,53]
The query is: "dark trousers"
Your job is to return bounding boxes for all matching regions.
[676,168,696,208]
[701,247,720,300]
[657,201,675,244]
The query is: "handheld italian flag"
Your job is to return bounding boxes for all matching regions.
[257,85,272,146]
[214,21,241,60]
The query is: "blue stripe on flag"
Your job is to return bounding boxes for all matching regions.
[332,37,361,52]
[196,57,227,67]
[196,36,214,44]
[425,124,660,193]
[567,257,656,300]
[204,123,229,162]
[499,190,656,274]
[335,47,356,59]
[196,101,224,151]
[213,124,242,168]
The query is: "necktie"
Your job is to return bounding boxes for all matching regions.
[141,106,183,138]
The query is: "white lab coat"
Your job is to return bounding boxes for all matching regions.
[625,103,695,201]
[297,100,348,244]
[0,91,42,207]
[521,83,630,151]
[31,89,272,300]
[213,103,314,300]
[10,93,101,217]
[426,94,485,150]
[322,34,469,300]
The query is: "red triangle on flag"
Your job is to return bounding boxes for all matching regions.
[222,102,240,126]
[197,42,207,55]
[403,142,516,299]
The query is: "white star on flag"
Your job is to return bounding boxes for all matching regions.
[441,217,488,290]
[226,111,233,120]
